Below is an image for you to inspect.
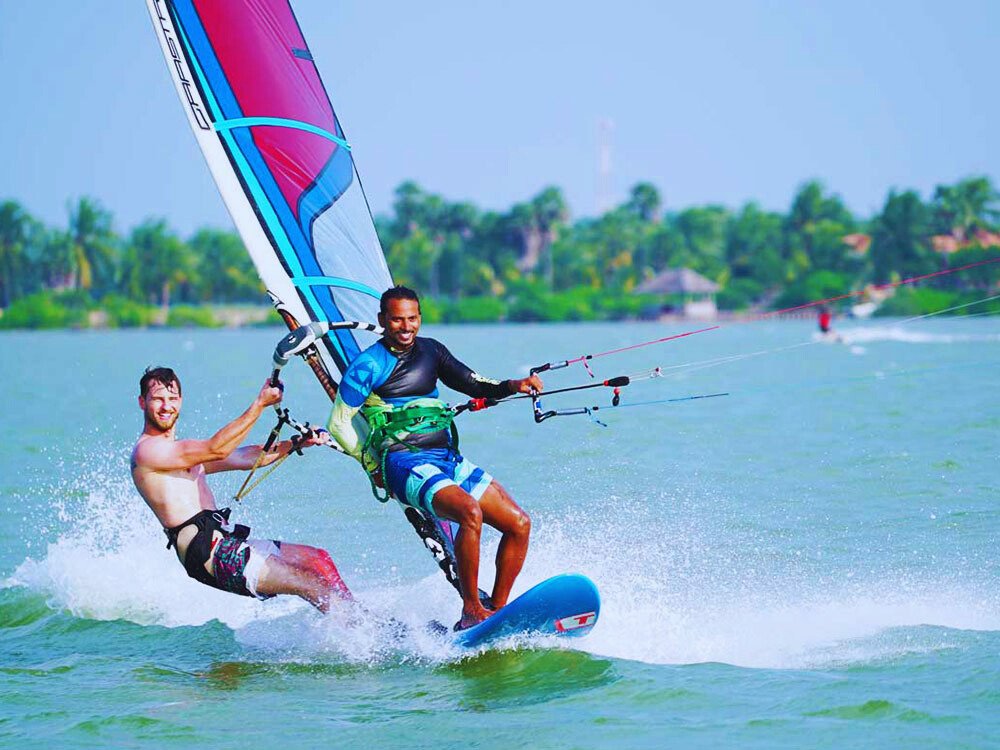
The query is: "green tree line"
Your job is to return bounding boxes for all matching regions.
[1,176,998,328]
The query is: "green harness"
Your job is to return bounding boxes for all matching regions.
[360,398,459,502]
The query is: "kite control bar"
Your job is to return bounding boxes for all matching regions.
[528,374,632,423]
[452,369,662,423]
[526,367,663,423]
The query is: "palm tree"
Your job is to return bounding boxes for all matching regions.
[386,228,438,291]
[512,187,568,286]
[66,197,117,293]
[533,187,569,242]
[870,190,933,281]
[932,176,1000,238]
[391,181,432,238]
[435,202,478,297]
[189,228,261,302]
[0,201,33,307]
[784,181,855,279]
[122,219,195,308]
[39,229,77,291]
[624,182,662,223]
[725,202,784,287]
[510,201,542,274]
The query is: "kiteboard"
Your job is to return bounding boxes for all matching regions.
[452,573,600,648]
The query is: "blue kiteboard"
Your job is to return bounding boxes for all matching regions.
[453,573,601,648]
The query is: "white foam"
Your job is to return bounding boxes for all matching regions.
[8,474,1000,670]
[7,472,299,629]
[522,501,1000,669]
[839,326,1000,345]
[581,586,998,669]
[2,471,478,663]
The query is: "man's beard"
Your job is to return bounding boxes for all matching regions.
[386,331,415,350]
[145,410,179,432]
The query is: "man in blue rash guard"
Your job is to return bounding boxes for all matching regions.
[327,286,543,629]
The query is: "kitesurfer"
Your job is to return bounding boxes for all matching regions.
[816,304,845,343]
[326,286,541,629]
[131,366,353,611]
[818,305,833,334]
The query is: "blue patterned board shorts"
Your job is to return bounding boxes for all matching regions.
[384,447,493,517]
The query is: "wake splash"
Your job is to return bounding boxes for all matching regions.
[584,579,999,669]
[6,473,298,630]
[529,497,1000,669]
[8,474,1000,670]
[2,472,476,664]
[838,325,1000,345]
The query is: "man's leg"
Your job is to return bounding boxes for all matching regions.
[478,480,531,609]
[431,484,491,625]
[255,543,353,613]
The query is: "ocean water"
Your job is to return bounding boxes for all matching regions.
[1,318,998,748]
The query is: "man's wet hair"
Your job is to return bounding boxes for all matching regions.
[140,366,181,397]
[380,285,420,315]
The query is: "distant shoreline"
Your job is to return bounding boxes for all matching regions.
[3,177,999,332]
[0,292,994,331]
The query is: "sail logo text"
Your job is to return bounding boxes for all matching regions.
[151,1,210,131]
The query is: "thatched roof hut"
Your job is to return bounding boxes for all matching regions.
[634,268,719,320]
[634,268,719,295]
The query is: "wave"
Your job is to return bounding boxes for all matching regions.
[5,476,296,631]
[529,496,1000,669]
[1,472,481,664]
[838,326,1000,345]
[6,475,999,670]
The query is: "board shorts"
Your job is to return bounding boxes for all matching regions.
[210,534,281,600]
[384,447,493,516]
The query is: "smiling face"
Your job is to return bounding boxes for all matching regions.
[139,380,182,433]
[378,297,421,351]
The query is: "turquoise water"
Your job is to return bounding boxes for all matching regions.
[1,319,998,747]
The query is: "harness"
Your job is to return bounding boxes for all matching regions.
[164,507,249,588]
[360,398,459,502]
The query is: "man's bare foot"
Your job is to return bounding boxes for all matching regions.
[454,606,494,631]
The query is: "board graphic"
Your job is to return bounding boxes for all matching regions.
[454,574,601,648]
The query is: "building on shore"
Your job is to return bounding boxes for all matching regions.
[634,268,720,320]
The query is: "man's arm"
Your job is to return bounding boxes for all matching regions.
[204,430,328,474]
[326,349,388,462]
[327,393,364,460]
[434,340,543,398]
[135,380,282,472]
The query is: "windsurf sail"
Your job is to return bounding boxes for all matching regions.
[146,0,465,595]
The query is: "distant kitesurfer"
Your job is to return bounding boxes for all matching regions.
[326,286,541,629]
[131,367,352,611]
[818,305,833,334]
[816,304,844,343]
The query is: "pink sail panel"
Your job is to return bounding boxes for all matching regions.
[193,0,341,218]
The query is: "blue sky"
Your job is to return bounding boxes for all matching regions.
[1,1,997,235]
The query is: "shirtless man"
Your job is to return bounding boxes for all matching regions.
[131,366,352,612]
